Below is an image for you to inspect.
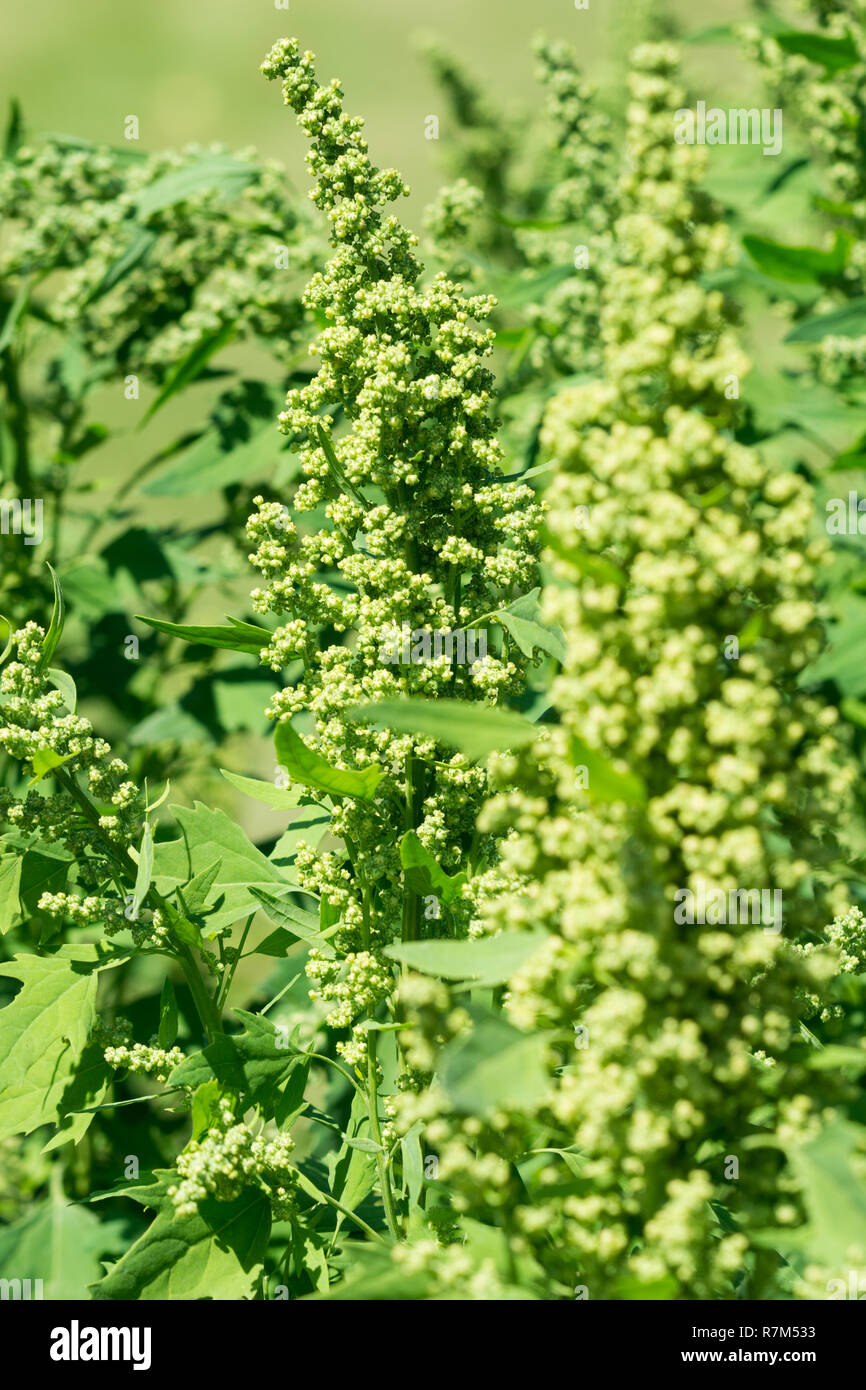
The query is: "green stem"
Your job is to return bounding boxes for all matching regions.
[367,1028,399,1241]
[1,349,31,494]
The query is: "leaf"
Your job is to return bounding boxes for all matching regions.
[0,853,22,934]
[486,587,566,662]
[495,263,573,312]
[0,1187,126,1299]
[28,747,74,785]
[92,1183,270,1301]
[3,97,23,160]
[743,230,851,285]
[399,830,466,906]
[46,667,77,714]
[170,1009,306,1116]
[142,420,292,497]
[274,719,382,801]
[784,1121,866,1267]
[571,736,647,805]
[348,698,537,762]
[776,29,859,73]
[83,228,158,305]
[786,297,866,344]
[135,614,272,655]
[152,802,295,931]
[158,977,179,1050]
[0,280,30,354]
[400,1123,424,1211]
[139,320,236,427]
[132,821,154,918]
[439,1009,551,1115]
[220,767,303,810]
[315,424,370,507]
[386,929,550,987]
[39,562,64,671]
[0,952,114,1140]
[249,888,337,957]
[135,153,258,220]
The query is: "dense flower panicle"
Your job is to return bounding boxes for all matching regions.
[255,39,542,1061]
[0,138,314,373]
[743,0,866,384]
[394,44,859,1299]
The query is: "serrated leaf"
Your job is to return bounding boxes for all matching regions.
[0,1186,126,1299]
[349,698,537,762]
[274,720,382,801]
[0,953,116,1139]
[153,802,294,931]
[92,1183,270,1301]
[249,888,337,957]
[399,830,466,906]
[28,747,74,785]
[170,1008,306,1115]
[386,928,550,986]
[487,587,566,662]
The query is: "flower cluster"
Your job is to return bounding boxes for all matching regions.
[96,1018,184,1083]
[743,0,866,383]
[394,44,859,1299]
[168,1098,296,1219]
[252,39,542,1062]
[0,138,315,374]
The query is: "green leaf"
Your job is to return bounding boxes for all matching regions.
[495,263,573,312]
[39,562,64,671]
[83,228,158,305]
[136,614,272,655]
[92,1181,270,1301]
[400,1122,424,1211]
[0,853,22,934]
[220,767,303,810]
[776,29,859,73]
[142,420,293,497]
[158,977,179,1050]
[386,928,550,986]
[135,153,258,220]
[28,747,74,785]
[139,320,236,427]
[131,820,154,918]
[784,1121,866,1267]
[170,1009,306,1116]
[0,951,119,1140]
[46,667,77,714]
[0,280,30,353]
[571,736,647,805]
[743,230,851,285]
[0,1186,126,1299]
[399,830,466,906]
[439,1009,551,1115]
[249,888,337,957]
[348,698,537,762]
[486,587,566,662]
[274,719,382,801]
[786,297,866,344]
[153,802,295,932]
[315,424,370,507]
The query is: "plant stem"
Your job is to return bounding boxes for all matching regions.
[366,1027,399,1241]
